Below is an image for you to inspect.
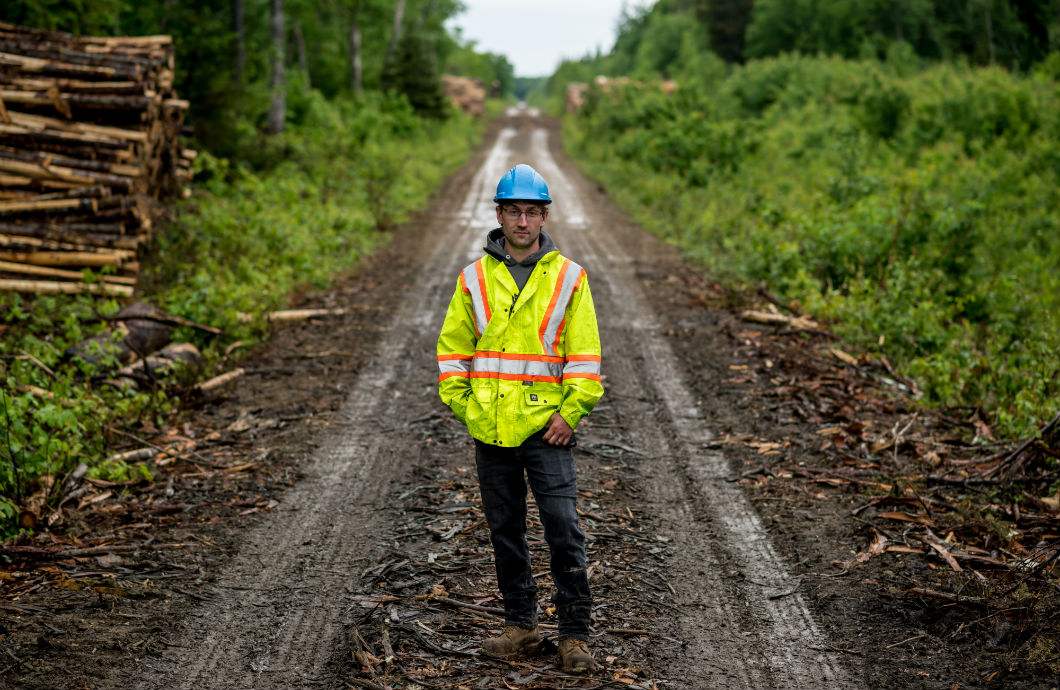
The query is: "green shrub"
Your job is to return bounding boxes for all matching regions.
[1,94,484,540]
[566,55,1059,438]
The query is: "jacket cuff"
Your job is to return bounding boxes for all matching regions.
[559,408,581,432]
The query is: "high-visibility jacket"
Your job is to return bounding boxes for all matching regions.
[437,250,603,447]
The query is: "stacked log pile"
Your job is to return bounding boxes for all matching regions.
[566,76,679,114]
[565,82,587,114]
[440,75,485,117]
[0,22,193,297]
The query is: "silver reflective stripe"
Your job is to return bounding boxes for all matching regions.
[438,359,472,375]
[462,261,489,338]
[562,359,601,377]
[540,260,584,356]
[473,356,563,379]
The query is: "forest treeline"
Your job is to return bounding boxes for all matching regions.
[1,0,514,157]
[551,0,1059,439]
[551,0,1057,86]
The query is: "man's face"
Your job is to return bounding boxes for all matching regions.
[496,202,548,253]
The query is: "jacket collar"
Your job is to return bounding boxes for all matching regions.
[484,227,558,266]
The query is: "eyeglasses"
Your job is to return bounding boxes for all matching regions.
[501,206,545,220]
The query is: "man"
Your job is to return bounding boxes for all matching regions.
[436,163,604,673]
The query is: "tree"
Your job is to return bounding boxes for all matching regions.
[0,0,125,33]
[384,29,447,117]
[1,0,490,151]
[383,0,407,76]
[444,32,515,97]
[292,21,310,88]
[233,0,246,84]
[609,2,656,75]
[349,3,363,94]
[267,0,285,135]
[742,0,1055,68]
[697,0,754,64]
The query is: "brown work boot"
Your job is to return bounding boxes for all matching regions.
[480,625,541,658]
[557,637,597,673]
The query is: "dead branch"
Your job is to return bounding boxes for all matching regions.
[903,587,989,606]
[741,308,820,331]
[194,368,245,393]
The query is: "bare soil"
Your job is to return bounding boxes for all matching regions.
[1,112,1055,690]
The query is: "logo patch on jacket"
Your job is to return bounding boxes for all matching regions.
[529,394,538,401]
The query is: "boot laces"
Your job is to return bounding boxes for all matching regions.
[561,638,589,654]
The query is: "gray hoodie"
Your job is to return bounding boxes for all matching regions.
[483,227,558,291]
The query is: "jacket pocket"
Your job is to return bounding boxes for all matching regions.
[524,390,558,407]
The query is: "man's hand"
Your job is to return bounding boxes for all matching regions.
[543,413,573,446]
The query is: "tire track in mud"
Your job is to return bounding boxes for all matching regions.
[120,112,855,689]
[534,126,855,688]
[124,124,523,690]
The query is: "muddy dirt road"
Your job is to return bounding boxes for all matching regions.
[22,108,1018,690]
[75,110,856,690]
[7,108,1052,690]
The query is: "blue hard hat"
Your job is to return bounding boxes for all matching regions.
[493,164,552,204]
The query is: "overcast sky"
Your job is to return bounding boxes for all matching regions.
[446,0,646,78]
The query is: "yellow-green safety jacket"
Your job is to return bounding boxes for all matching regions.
[437,249,604,447]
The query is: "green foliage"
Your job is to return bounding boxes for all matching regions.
[513,76,548,105]
[1,0,471,156]
[745,0,1057,69]
[151,92,478,334]
[0,310,165,524]
[697,0,754,64]
[1,95,482,540]
[383,31,448,118]
[445,37,514,96]
[628,10,700,79]
[528,0,1055,124]
[0,0,127,33]
[0,3,492,543]
[567,54,1060,438]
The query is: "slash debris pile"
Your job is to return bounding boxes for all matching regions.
[721,301,1060,672]
[0,21,192,297]
[0,423,282,634]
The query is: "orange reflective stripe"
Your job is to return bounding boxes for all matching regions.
[550,270,584,352]
[475,259,492,323]
[470,372,562,383]
[540,261,584,356]
[565,354,601,362]
[462,260,490,337]
[539,258,570,349]
[551,315,567,354]
[438,351,473,380]
[473,353,564,379]
[475,350,564,364]
[458,271,470,294]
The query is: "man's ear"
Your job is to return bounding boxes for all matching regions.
[495,205,503,224]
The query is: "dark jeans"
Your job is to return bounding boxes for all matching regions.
[474,430,592,640]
